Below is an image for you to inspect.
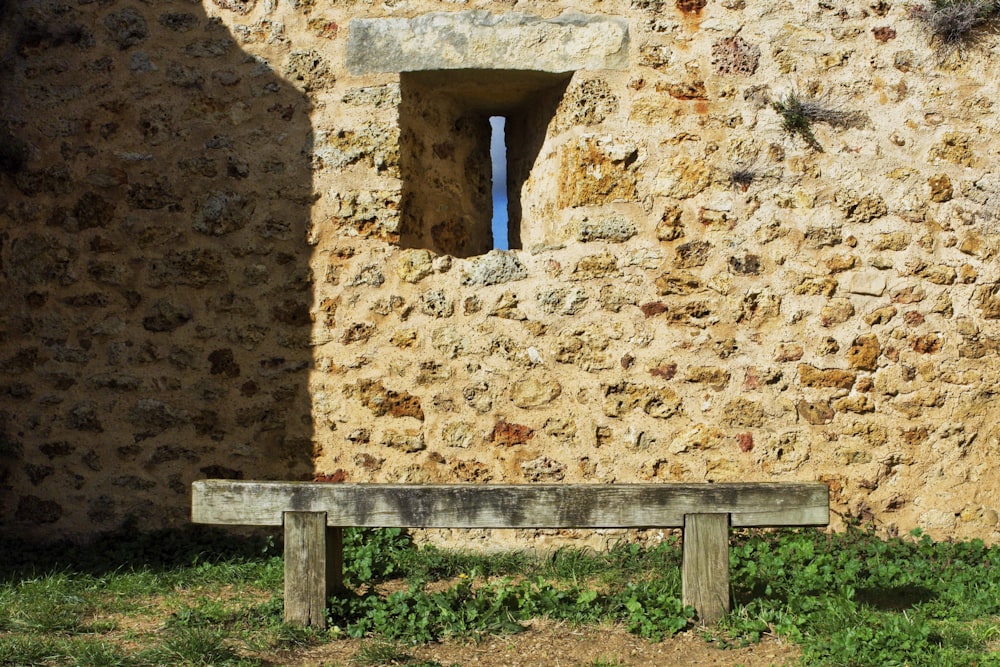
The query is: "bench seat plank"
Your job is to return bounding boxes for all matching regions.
[192,481,829,529]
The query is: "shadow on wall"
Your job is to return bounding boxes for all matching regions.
[0,0,314,540]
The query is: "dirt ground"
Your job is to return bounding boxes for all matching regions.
[273,619,800,666]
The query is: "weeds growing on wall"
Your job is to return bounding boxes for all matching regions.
[771,91,866,152]
[2,526,1000,665]
[911,0,1000,55]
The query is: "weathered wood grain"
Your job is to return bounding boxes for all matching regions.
[284,511,331,628]
[192,482,829,529]
[682,513,730,625]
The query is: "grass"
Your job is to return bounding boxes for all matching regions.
[911,0,1000,56]
[2,525,1000,665]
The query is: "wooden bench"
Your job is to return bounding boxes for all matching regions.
[191,481,829,627]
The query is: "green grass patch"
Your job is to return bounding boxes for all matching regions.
[2,525,1000,665]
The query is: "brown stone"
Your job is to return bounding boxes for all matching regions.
[723,397,766,428]
[928,173,953,202]
[798,364,857,390]
[655,206,685,241]
[602,381,682,419]
[836,190,887,223]
[558,136,638,208]
[15,495,62,523]
[825,254,856,273]
[674,240,711,268]
[818,337,840,355]
[974,284,1000,319]
[912,334,942,354]
[684,366,730,390]
[795,276,838,296]
[796,400,834,425]
[572,252,618,280]
[921,264,956,285]
[929,132,975,167]
[650,363,678,380]
[345,379,424,420]
[872,26,896,42]
[832,395,875,413]
[847,334,880,371]
[342,322,376,344]
[453,460,492,482]
[663,80,707,100]
[820,298,855,326]
[655,272,701,295]
[490,419,535,447]
[553,326,613,371]
[640,301,668,318]
[729,254,762,275]
[864,306,897,326]
[396,249,434,283]
[775,343,804,362]
[872,232,910,251]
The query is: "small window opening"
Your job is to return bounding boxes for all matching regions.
[490,116,508,251]
[398,70,570,258]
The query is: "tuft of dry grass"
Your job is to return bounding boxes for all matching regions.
[910,0,1000,54]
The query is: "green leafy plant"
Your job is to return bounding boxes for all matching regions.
[6,526,1000,664]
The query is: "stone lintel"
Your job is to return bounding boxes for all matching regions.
[347,11,629,75]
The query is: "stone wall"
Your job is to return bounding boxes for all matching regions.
[2,0,1000,543]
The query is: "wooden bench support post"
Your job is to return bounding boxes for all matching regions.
[682,513,731,625]
[283,511,342,628]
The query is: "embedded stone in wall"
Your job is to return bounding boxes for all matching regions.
[537,287,589,315]
[347,11,629,74]
[796,400,834,425]
[490,419,534,446]
[975,284,1000,319]
[577,216,637,243]
[193,192,256,236]
[382,431,425,453]
[396,249,433,283]
[461,251,527,286]
[572,252,619,280]
[798,364,857,390]
[652,156,712,200]
[510,374,562,409]
[142,299,193,332]
[847,334,880,371]
[345,379,424,420]
[284,50,334,91]
[521,456,566,481]
[558,136,638,208]
[821,298,855,327]
[602,381,682,419]
[554,327,613,372]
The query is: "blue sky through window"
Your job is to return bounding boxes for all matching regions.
[490,116,508,250]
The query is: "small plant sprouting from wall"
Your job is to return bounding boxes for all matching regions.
[771,91,866,153]
[910,0,1000,55]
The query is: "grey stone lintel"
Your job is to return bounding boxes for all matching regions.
[347,11,629,75]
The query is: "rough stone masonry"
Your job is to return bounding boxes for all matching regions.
[1,0,999,544]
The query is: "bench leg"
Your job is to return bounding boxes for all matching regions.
[682,512,731,625]
[283,512,343,628]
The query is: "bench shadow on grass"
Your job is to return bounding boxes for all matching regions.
[0,523,279,581]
